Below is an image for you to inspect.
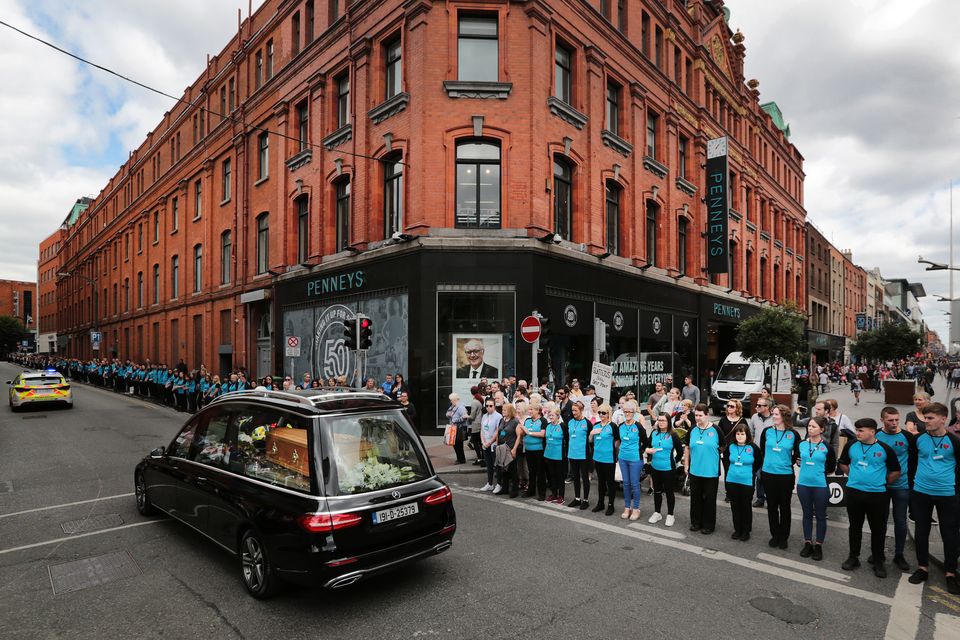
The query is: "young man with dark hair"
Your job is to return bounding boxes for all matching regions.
[908,402,960,593]
[876,406,915,572]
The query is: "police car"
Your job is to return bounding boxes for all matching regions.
[7,370,73,411]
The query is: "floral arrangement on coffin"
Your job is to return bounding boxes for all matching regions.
[338,453,416,493]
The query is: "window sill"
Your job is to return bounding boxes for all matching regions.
[254,176,269,187]
[600,129,632,157]
[322,124,352,150]
[760,231,771,241]
[220,198,231,206]
[192,215,202,222]
[643,156,668,179]
[774,240,784,249]
[368,92,410,124]
[443,81,512,100]
[170,229,179,236]
[676,176,697,196]
[729,209,742,222]
[745,221,757,233]
[547,96,587,130]
[285,149,313,172]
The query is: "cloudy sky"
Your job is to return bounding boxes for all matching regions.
[0,0,957,342]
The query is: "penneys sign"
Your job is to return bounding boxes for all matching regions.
[305,270,366,298]
[706,137,729,274]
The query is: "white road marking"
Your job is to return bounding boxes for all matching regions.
[0,520,164,556]
[455,488,893,606]
[626,522,686,540]
[883,573,924,640]
[0,493,134,520]
[755,552,851,582]
[933,613,960,640]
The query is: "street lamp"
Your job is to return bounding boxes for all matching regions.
[917,256,960,271]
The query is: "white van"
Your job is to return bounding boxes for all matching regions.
[710,351,792,414]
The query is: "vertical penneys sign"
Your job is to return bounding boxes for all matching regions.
[706,136,729,274]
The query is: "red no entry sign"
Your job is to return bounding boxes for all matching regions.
[287,336,300,348]
[520,316,541,344]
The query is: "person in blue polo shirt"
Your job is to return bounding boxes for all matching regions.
[618,400,648,521]
[644,413,684,527]
[565,401,591,510]
[722,423,762,541]
[908,402,960,593]
[876,406,915,573]
[542,402,567,504]
[759,404,802,549]
[684,404,723,534]
[796,416,837,561]
[589,403,619,516]
[838,417,901,578]
[520,403,547,501]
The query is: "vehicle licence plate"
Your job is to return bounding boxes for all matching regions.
[33,389,52,395]
[371,502,418,524]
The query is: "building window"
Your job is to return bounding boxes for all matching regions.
[228,77,235,112]
[256,213,269,275]
[329,0,339,23]
[456,140,501,229]
[220,86,227,120]
[655,26,663,69]
[296,100,309,152]
[385,38,402,100]
[221,230,232,285]
[193,179,202,219]
[678,217,688,276]
[685,58,693,95]
[297,197,309,263]
[744,186,752,222]
[605,181,621,256]
[606,80,620,136]
[745,250,753,294]
[674,47,682,85]
[124,234,129,261]
[255,50,263,89]
[553,156,573,241]
[384,154,404,238]
[678,135,688,178]
[193,244,202,293]
[171,197,179,232]
[336,73,350,128]
[617,0,626,31]
[152,264,160,304]
[760,256,768,298]
[457,15,498,82]
[137,272,143,308]
[137,223,143,253]
[266,40,274,79]
[336,179,351,251]
[641,12,650,58]
[124,278,129,312]
[257,132,269,181]
[305,1,314,42]
[113,283,118,315]
[554,43,572,105]
[646,200,659,267]
[171,255,179,299]
[222,158,231,201]
[729,242,738,289]
[292,11,301,56]
[646,111,659,159]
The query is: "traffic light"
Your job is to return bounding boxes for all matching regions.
[359,316,373,350]
[539,315,551,349]
[603,321,613,358]
[343,316,358,350]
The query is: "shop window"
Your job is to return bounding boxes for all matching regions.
[457,15,498,82]
[455,141,500,228]
[384,153,404,237]
[553,156,573,241]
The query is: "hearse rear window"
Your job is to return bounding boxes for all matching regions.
[327,413,429,495]
[235,406,312,494]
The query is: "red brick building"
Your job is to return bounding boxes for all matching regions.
[0,279,36,335]
[842,250,867,340]
[52,0,805,426]
[37,227,65,353]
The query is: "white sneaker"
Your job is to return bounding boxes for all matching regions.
[665,514,675,527]
[480,483,493,492]
[648,512,663,524]
[492,484,502,494]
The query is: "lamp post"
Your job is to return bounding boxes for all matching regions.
[57,271,98,355]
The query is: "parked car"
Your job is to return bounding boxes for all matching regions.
[135,388,456,598]
[7,369,73,411]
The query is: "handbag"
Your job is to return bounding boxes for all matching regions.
[444,424,458,446]
[614,462,623,483]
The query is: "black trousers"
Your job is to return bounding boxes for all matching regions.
[496,460,519,497]
[525,450,546,499]
[652,469,676,515]
[762,472,795,541]
[689,474,719,530]
[545,458,566,498]
[911,490,960,573]
[452,428,466,463]
[569,459,591,500]
[726,482,755,535]
[846,487,889,560]
[595,461,616,508]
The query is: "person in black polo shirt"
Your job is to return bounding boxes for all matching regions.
[908,402,960,594]
[838,418,901,578]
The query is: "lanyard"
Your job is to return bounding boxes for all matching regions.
[655,431,670,448]
[931,434,947,454]
[696,426,711,441]
[733,444,748,462]
[774,428,788,446]
[858,441,877,464]
[806,440,822,460]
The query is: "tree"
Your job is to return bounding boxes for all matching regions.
[735,302,807,367]
[850,321,923,361]
[0,315,27,355]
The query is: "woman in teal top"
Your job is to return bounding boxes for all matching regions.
[644,414,684,526]
[589,403,619,516]
[617,401,649,520]
[566,401,591,510]
[722,424,762,541]
[759,405,802,549]
[796,416,837,561]
[520,403,547,501]
[542,402,567,504]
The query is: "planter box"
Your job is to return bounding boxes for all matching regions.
[884,380,916,405]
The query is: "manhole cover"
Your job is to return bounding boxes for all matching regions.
[749,595,817,625]
[60,513,124,534]
[48,551,141,595]
[21,415,48,420]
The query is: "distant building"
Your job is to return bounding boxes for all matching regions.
[0,279,36,346]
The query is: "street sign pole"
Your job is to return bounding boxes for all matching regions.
[532,336,539,388]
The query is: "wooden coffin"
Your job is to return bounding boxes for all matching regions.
[265,428,310,477]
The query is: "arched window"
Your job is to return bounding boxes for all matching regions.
[605,181,621,256]
[335,178,350,251]
[456,141,500,228]
[383,153,403,237]
[256,213,269,274]
[645,200,659,267]
[553,156,573,240]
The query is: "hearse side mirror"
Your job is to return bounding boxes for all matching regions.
[150,447,166,458]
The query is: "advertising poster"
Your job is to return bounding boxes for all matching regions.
[452,333,502,400]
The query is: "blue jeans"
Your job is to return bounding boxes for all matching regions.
[619,459,642,509]
[796,484,829,543]
[755,470,766,502]
[888,487,910,556]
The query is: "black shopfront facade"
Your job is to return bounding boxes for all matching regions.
[272,245,761,434]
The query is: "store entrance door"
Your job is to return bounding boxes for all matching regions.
[704,322,739,378]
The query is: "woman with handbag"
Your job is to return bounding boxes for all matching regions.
[618,400,648,520]
[566,401,591,509]
[590,403,619,516]
[445,392,468,464]
[645,413,684,526]
[722,424,762,541]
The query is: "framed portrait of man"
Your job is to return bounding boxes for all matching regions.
[452,334,502,399]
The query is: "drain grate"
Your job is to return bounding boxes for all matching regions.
[60,513,124,534]
[48,551,141,595]
[21,415,48,420]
